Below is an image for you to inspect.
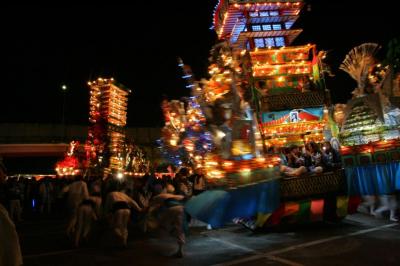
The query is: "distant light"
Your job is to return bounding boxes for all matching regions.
[216,130,226,139]
[61,85,67,91]
[116,172,124,179]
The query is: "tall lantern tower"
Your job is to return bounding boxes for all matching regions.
[87,78,131,176]
[213,0,330,148]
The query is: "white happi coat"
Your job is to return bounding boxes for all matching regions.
[0,204,23,266]
[74,203,97,247]
[148,193,186,245]
[63,180,90,236]
[104,192,142,246]
[63,180,89,214]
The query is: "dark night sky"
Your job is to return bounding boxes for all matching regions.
[2,1,399,127]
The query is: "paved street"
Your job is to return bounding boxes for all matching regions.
[18,213,400,266]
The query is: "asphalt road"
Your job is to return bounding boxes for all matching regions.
[18,213,400,266]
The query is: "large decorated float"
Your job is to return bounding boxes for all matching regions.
[55,78,149,179]
[157,0,365,229]
[337,43,400,200]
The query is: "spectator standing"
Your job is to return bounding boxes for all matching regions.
[7,179,23,222]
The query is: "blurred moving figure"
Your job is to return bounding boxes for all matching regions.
[104,191,143,247]
[61,176,89,236]
[7,179,23,223]
[0,203,23,266]
[72,199,98,247]
[373,195,398,222]
[146,184,186,258]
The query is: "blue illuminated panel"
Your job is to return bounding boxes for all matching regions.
[275,37,285,47]
[265,38,275,47]
[272,24,282,30]
[262,24,272,31]
[255,38,265,48]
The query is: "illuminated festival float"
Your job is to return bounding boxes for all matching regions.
[337,43,400,201]
[158,58,213,172]
[56,78,149,178]
[159,0,362,230]
[86,78,131,176]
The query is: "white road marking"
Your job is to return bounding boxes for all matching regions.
[209,236,303,266]
[213,254,265,266]
[208,236,258,253]
[266,255,304,266]
[267,223,398,256]
[266,235,343,256]
[211,223,398,266]
[347,223,398,236]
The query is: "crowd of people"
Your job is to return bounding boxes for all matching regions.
[0,143,398,265]
[279,141,342,177]
[277,140,398,221]
[0,167,208,262]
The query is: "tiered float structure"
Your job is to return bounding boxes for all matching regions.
[87,78,131,175]
[338,43,400,166]
[184,0,359,230]
[213,0,330,147]
[336,43,400,198]
[56,78,150,178]
[255,44,330,147]
[206,0,337,183]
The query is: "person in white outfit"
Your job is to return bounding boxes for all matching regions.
[61,176,89,236]
[373,194,398,222]
[72,199,98,247]
[147,184,186,258]
[104,191,143,247]
[0,203,23,266]
[357,195,376,215]
[7,179,23,223]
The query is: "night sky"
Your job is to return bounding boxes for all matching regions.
[2,1,399,127]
